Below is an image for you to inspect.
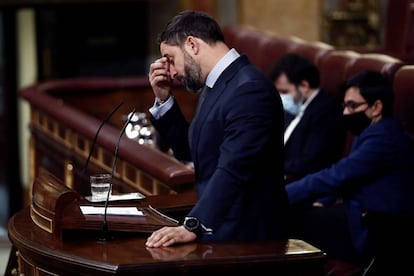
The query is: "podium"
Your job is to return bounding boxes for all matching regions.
[8,171,327,275]
[29,171,183,240]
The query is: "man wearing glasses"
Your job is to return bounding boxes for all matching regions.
[286,70,414,274]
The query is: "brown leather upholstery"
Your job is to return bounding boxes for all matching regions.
[346,53,405,82]
[222,25,335,75]
[382,0,414,64]
[222,25,265,70]
[319,52,405,101]
[393,65,414,139]
[318,50,360,98]
[257,34,301,74]
[289,39,334,68]
[221,24,241,49]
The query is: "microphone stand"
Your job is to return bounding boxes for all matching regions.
[97,108,136,241]
[81,101,124,187]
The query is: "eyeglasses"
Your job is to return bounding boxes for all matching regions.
[342,101,367,111]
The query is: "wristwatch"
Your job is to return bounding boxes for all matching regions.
[183,217,213,237]
[183,216,202,235]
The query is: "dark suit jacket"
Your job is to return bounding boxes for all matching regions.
[284,90,345,179]
[284,110,295,130]
[286,117,414,257]
[151,55,289,241]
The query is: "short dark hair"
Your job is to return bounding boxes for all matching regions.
[268,53,320,88]
[157,10,225,47]
[344,70,394,117]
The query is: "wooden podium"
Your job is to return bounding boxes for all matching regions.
[29,170,182,240]
[8,171,327,275]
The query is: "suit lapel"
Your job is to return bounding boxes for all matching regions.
[189,55,249,152]
[190,83,222,151]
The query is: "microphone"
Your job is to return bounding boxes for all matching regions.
[81,101,124,186]
[97,108,136,241]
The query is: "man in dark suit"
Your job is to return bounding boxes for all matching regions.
[269,54,346,182]
[145,10,288,247]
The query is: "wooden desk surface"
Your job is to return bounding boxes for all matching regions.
[9,203,326,275]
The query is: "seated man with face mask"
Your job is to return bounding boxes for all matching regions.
[286,70,414,271]
[269,54,346,183]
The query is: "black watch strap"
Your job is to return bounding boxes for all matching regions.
[183,217,213,238]
[183,217,202,236]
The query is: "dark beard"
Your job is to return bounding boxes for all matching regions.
[183,50,203,93]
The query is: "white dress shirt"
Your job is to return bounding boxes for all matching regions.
[284,89,319,145]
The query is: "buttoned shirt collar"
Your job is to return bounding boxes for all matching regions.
[299,88,320,113]
[205,48,240,89]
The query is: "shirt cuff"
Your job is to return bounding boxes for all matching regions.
[149,96,173,119]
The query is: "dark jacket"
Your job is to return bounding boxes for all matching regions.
[284,90,345,178]
[151,55,289,241]
[286,117,414,257]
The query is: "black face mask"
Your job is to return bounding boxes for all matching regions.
[343,111,371,135]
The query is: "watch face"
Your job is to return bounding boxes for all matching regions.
[184,217,200,232]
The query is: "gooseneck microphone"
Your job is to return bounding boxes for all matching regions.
[81,101,124,186]
[97,108,136,241]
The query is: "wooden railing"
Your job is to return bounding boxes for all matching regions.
[20,76,198,199]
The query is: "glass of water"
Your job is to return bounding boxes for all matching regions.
[90,173,112,200]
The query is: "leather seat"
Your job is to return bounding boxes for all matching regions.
[318,50,360,99]
[222,25,267,71]
[346,53,405,82]
[289,39,334,68]
[221,24,241,49]
[393,65,414,140]
[258,34,302,74]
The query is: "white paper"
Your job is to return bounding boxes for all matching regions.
[84,192,146,203]
[80,206,145,216]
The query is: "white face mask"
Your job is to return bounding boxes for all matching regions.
[280,93,301,115]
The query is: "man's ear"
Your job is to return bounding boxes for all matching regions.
[300,80,310,91]
[185,36,200,55]
[371,99,383,116]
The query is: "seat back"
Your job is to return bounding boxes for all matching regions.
[222,25,304,74]
[393,65,414,140]
[222,24,241,49]
[289,39,334,68]
[346,53,405,82]
[258,33,302,74]
[383,0,414,63]
[222,25,268,71]
[318,50,360,99]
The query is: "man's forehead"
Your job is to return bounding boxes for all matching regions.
[160,43,178,58]
[345,86,363,98]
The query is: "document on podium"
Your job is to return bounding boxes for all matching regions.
[80,206,145,216]
[84,192,145,203]
[78,205,180,233]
